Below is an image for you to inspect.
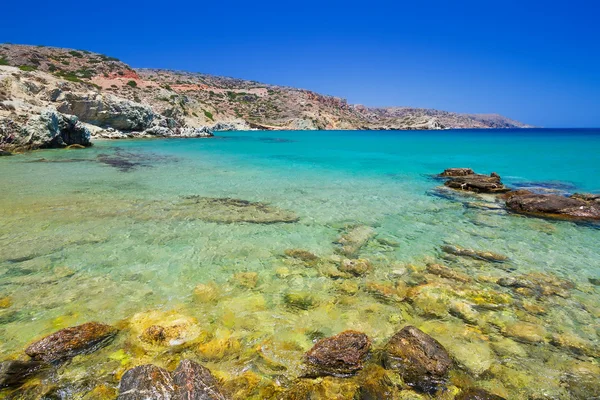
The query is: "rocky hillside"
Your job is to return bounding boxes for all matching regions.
[0,44,530,152]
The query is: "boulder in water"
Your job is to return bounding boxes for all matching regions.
[305,331,371,377]
[505,191,600,221]
[383,325,452,393]
[25,322,117,363]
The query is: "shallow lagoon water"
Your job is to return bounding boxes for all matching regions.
[0,129,599,398]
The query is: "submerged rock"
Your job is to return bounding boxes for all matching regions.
[383,326,452,393]
[118,364,175,399]
[502,322,547,344]
[172,359,227,400]
[426,263,471,283]
[25,322,117,363]
[305,331,371,377]
[440,169,509,194]
[505,191,600,221]
[231,272,259,289]
[178,196,299,224]
[284,249,319,264]
[335,225,376,257]
[441,244,508,263]
[0,360,48,389]
[283,291,319,310]
[338,258,372,276]
[455,388,506,400]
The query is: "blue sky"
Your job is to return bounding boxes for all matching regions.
[2,0,599,127]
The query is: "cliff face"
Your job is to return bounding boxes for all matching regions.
[0,44,529,150]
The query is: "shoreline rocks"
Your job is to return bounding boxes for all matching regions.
[25,322,117,363]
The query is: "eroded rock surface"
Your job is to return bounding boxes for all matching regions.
[25,322,117,363]
[505,191,600,221]
[383,326,452,393]
[118,364,175,400]
[305,331,371,377]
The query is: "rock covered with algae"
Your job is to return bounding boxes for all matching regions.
[25,322,117,363]
[383,326,452,393]
[335,225,376,257]
[304,330,371,377]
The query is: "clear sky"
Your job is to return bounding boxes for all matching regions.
[2,0,599,127]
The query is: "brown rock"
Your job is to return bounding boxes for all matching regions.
[383,326,452,393]
[172,359,227,400]
[0,360,48,389]
[442,171,509,193]
[284,249,319,263]
[505,192,600,221]
[426,263,471,283]
[441,244,508,263]
[25,322,117,363]
[117,364,175,399]
[455,388,506,400]
[305,331,371,377]
[140,325,166,344]
[440,168,475,177]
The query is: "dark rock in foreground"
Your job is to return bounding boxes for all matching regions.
[0,360,48,389]
[305,330,371,377]
[383,326,452,393]
[118,360,227,400]
[118,364,175,399]
[25,322,117,363]
[505,191,600,221]
[173,359,228,400]
[456,388,506,400]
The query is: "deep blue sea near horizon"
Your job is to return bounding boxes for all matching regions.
[0,128,599,398]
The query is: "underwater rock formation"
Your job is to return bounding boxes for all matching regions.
[383,326,452,393]
[25,322,117,363]
[178,196,299,224]
[304,331,371,377]
[441,244,508,263]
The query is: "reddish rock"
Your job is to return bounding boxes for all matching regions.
[305,331,371,377]
[25,322,117,363]
[383,326,452,393]
[118,364,174,399]
[173,359,227,400]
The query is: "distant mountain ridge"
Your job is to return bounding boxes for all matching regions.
[0,44,531,150]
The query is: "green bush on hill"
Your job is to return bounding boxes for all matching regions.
[18,65,37,72]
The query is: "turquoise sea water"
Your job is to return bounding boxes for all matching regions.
[0,129,599,398]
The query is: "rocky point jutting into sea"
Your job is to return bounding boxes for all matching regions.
[0,45,599,400]
[0,44,531,154]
